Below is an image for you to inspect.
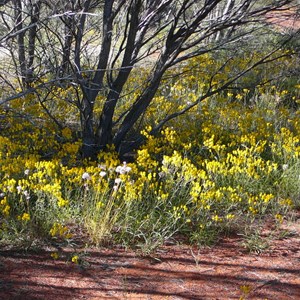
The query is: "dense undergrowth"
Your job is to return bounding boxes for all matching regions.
[1,52,300,255]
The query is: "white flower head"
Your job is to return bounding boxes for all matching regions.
[282,164,289,171]
[115,162,132,174]
[115,178,122,184]
[84,183,89,191]
[99,171,107,177]
[17,185,22,193]
[23,190,30,200]
[125,166,132,173]
[115,166,123,174]
[82,172,91,180]
[113,185,119,192]
[24,169,30,176]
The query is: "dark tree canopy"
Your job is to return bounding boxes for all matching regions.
[0,0,298,159]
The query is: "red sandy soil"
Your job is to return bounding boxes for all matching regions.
[0,215,299,300]
[266,6,300,31]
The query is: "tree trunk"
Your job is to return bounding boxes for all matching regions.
[27,0,41,84]
[81,117,97,159]
[80,93,97,159]
[14,0,27,87]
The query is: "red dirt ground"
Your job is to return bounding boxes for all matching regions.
[0,215,299,300]
[266,6,300,31]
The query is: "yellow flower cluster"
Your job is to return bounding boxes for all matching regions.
[0,51,299,244]
[0,197,10,216]
[49,222,72,239]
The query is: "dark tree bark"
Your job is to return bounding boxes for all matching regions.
[14,0,27,86]
[1,0,297,159]
[27,0,41,84]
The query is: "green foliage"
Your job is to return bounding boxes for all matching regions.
[241,229,270,254]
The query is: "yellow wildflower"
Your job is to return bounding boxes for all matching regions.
[71,255,79,264]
